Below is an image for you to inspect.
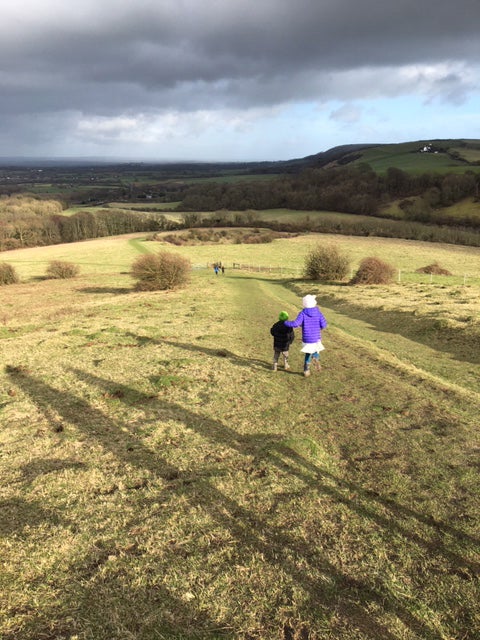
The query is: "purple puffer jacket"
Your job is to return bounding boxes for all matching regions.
[284,307,327,343]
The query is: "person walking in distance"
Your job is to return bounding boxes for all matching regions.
[270,311,294,371]
[284,294,327,377]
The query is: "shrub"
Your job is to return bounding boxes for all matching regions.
[304,244,350,281]
[350,256,396,285]
[46,260,80,279]
[131,251,191,291]
[415,262,452,276]
[0,262,20,285]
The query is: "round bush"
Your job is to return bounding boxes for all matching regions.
[0,262,20,285]
[46,260,80,279]
[415,262,452,276]
[350,256,396,285]
[304,244,350,281]
[131,251,191,291]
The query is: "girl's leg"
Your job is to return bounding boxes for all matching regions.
[312,352,321,370]
[304,353,312,376]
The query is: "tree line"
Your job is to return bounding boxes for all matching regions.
[0,196,176,251]
[178,165,480,228]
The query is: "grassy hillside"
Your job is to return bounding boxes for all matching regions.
[1,234,479,639]
[348,140,480,175]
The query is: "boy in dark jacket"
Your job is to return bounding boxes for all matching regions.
[270,311,294,371]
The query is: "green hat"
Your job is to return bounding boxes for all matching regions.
[278,311,289,321]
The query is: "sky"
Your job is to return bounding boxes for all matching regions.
[1,0,480,162]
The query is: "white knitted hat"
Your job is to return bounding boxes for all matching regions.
[302,294,317,308]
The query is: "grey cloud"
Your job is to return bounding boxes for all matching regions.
[1,0,479,156]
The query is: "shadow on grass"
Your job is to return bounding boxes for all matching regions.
[316,295,480,365]
[125,332,271,371]
[76,286,132,295]
[21,458,86,482]
[2,549,220,640]
[0,497,66,535]
[7,364,479,639]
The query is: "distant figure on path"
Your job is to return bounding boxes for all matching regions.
[214,265,219,275]
[270,311,294,371]
[284,294,327,377]
[221,265,225,275]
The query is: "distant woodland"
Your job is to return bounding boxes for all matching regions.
[179,165,480,226]
[0,197,170,251]
[1,165,480,251]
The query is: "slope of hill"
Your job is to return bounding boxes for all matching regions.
[298,139,480,175]
[1,234,479,639]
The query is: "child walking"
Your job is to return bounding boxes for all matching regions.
[270,311,295,371]
[284,294,327,377]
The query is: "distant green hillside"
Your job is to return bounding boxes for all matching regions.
[316,139,480,175]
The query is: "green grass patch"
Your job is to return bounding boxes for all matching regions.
[354,141,480,175]
[0,234,479,639]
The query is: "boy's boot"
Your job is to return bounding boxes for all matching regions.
[284,358,290,371]
[272,362,278,371]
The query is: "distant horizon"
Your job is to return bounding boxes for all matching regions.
[1,137,479,168]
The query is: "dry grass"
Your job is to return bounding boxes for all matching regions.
[1,234,479,639]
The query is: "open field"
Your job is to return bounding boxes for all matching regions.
[4,231,480,280]
[352,141,480,175]
[1,233,479,639]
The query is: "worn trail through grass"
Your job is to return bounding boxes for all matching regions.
[1,268,479,640]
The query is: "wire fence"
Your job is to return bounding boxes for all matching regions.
[194,262,480,286]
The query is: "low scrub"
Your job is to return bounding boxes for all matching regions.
[350,256,396,285]
[0,262,19,285]
[416,261,452,275]
[131,251,191,291]
[304,244,350,281]
[159,228,288,245]
[46,260,80,279]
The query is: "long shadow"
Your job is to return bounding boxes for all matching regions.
[124,332,270,370]
[2,547,221,640]
[0,497,65,535]
[76,286,132,295]
[81,373,480,638]
[8,366,474,639]
[70,367,480,559]
[63,368,480,637]
[316,294,480,366]
[21,458,86,482]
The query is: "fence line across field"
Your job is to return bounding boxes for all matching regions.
[195,262,480,286]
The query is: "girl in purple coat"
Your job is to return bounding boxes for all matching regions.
[284,294,327,377]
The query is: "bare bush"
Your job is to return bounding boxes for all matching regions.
[131,251,191,291]
[415,262,452,276]
[304,244,350,281]
[46,261,80,279]
[0,262,20,285]
[350,256,395,285]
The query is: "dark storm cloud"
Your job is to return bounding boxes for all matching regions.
[2,1,479,110]
[0,0,479,156]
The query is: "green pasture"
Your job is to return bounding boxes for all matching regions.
[1,233,479,640]
[4,230,480,283]
[180,173,283,184]
[450,146,480,163]
[439,198,480,222]
[354,141,480,175]
[108,202,182,211]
